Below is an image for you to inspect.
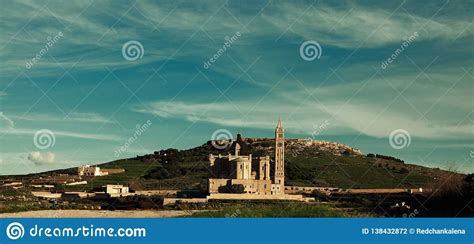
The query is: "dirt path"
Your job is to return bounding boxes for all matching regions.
[0,209,201,218]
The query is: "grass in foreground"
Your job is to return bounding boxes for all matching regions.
[188,202,373,218]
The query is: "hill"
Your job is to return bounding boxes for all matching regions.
[2,138,458,192]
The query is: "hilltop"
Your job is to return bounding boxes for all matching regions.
[1,137,458,192]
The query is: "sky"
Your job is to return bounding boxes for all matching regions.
[0,0,472,175]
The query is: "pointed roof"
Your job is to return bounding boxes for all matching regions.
[276,117,283,128]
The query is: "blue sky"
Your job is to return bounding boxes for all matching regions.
[0,0,473,175]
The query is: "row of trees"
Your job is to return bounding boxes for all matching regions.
[367,153,404,163]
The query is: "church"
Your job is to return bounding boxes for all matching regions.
[208,119,285,195]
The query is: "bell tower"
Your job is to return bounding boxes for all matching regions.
[274,118,285,192]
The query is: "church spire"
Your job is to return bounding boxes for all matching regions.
[276,117,283,129]
[274,118,285,194]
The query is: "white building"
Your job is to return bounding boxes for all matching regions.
[78,165,107,176]
[105,184,129,194]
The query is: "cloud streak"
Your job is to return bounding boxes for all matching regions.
[9,112,117,124]
[133,92,473,140]
[0,127,123,141]
[265,3,473,49]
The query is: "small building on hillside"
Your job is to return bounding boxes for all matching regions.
[105,184,129,194]
[78,165,108,177]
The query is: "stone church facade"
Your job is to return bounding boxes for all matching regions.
[208,119,285,195]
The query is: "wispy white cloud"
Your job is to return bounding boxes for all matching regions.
[9,112,117,124]
[133,69,473,140]
[1,1,471,79]
[0,127,123,141]
[27,151,55,164]
[264,3,473,48]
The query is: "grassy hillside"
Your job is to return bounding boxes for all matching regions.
[2,138,457,191]
[286,153,438,188]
